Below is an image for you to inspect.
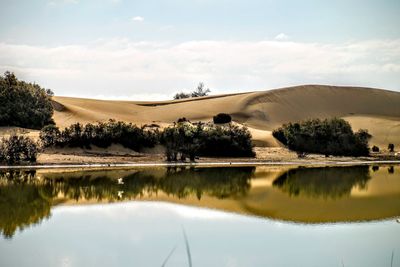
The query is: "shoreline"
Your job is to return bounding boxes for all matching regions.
[1,159,400,170]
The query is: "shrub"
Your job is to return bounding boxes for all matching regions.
[213,113,232,124]
[161,121,202,161]
[372,146,379,152]
[0,135,38,164]
[39,125,61,147]
[173,92,191,100]
[199,124,254,157]
[388,143,395,152]
[40,120,159,151]
[272,118,371,157]
[161,121,254,161]
[0,71,54,129]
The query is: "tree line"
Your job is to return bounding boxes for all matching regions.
[0,118,255,164]
[40,120,159,151]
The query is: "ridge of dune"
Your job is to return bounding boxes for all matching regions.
[52,85,400,147]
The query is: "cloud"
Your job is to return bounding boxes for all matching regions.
[0,39,399,100]
[131,16,144,22]
[274,33,289,41]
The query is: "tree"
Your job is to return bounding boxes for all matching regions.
[161,121,202,161]
[272,118,371,157]
[191,82,210,97]
[161,121,255,161]
[173,82,211,100]
[0,135,39,164]
[39,125,61,147]
[0,71,54,129]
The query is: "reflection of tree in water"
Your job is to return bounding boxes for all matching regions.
[272,166,371,199]
[388,166,394,174]
[43,167,254,201]
[0,171,52,239]
[0,167,254,238]
[162,167,253,199]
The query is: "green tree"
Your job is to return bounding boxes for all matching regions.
[272,118,371,156]
[0,135,39,164]
[0,71,54,129]
[39,125,61,147]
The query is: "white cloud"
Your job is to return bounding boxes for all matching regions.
[131,16,144,22]
[0,39,399,100]
[274,33,289,41]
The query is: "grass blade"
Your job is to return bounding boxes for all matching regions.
[161,244,177,267]
[391,250,394,267]
[182,226,192,267]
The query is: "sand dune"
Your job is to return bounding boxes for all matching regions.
[53,85,400,148]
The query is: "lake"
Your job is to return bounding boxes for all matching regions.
[0,165,399,266]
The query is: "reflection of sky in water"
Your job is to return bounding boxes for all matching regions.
[1,202,399,267]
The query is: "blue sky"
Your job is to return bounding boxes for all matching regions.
[0,0,399,99]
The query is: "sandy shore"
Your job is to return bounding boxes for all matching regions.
[1,147,399,169]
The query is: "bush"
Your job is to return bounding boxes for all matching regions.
[40,120,159,151]
[213,113,232,124]
[0,71,54,129]
[272,118,371,157]
[39,125,61,147]
[161,121,254,161]
[173,92,191,100]
[161,121,202,161]
[372,146,379,152]
[388,143,395,152]
[199,123,254,157]
[0,135,39,164]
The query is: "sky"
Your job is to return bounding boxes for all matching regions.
[0,0,399,100]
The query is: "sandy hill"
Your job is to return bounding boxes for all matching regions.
[52,85,400,148]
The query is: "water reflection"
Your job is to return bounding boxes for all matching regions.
[272,166,371,199]
[1,165,400,238]
[0,171,51,238]
[0,167,254,238]
[42,167,254,201]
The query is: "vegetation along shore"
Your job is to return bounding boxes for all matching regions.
[1,71,400,166]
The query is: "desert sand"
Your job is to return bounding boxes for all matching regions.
[1,84,400,165]
[52,85,400,148]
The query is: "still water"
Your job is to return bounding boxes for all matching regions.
[0,165,399,266]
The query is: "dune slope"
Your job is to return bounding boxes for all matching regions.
[53,85,400,147]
